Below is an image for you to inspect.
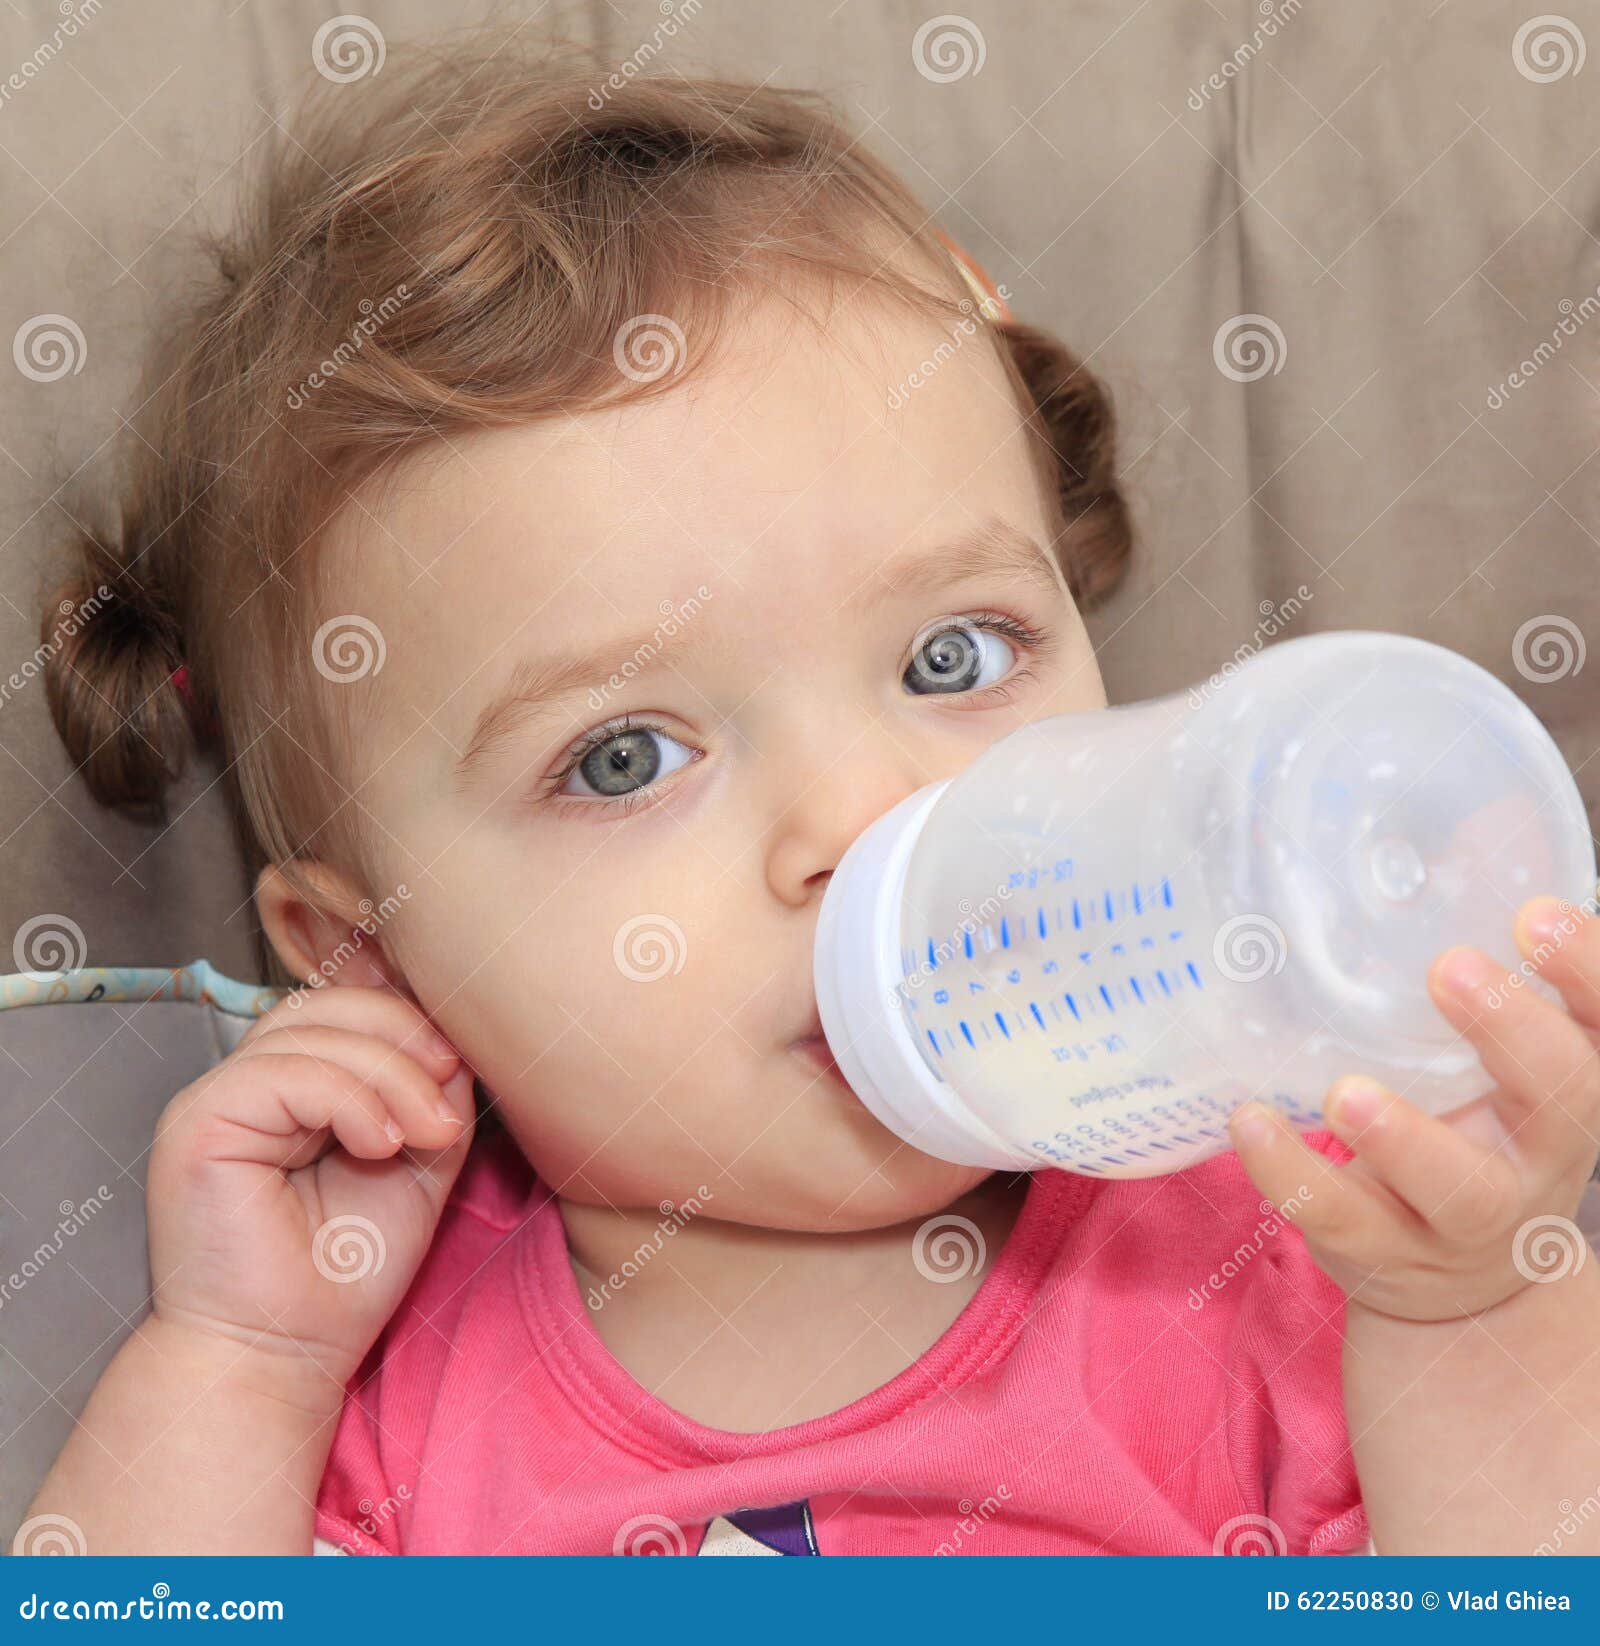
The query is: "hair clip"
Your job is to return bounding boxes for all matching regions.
[935,227,1013,325]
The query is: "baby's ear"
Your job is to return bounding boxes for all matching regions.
[254,860,404,994]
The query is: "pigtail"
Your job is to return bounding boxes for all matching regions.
[41,511,194,825]
[999,318,1134,612]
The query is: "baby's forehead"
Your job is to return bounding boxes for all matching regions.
[317,289,1044,668]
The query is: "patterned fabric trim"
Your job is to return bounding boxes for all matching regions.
[0,959,286,1019]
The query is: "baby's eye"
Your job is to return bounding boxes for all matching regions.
[903,620,1018,696]
[561,723,695,799]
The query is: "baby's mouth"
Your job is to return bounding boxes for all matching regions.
[788,1007,852,1091]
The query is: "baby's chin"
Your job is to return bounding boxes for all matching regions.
[713,1138,1001,1236]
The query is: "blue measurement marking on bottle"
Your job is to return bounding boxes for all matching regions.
[963,930,974,960]
[995,1011,1010,1039]
[1129,976,1144,1003]
[1162,877,1173,906]
[1037,907,1048,939]
[1185,961,1203,988]
[1098,984,1114,1012]
[1064,993,1080,1020]
[1030,1001,1046,1029]
[1133,883,1142,913]
[960,1021,975,1047]
[1072,898,1082,930]
[1000,917,1010,948]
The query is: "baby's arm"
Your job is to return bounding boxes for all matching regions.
[1343,1265,1600,1554]
[23,985,474,1556]
[1225,894,1600,1555]
[23,1316,343,1555]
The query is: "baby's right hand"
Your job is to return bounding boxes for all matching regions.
[146,985,476,1394]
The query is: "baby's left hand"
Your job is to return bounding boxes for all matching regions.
[1227,893,1600,1323]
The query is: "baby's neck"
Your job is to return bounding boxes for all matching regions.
[555,1172,1032,1432]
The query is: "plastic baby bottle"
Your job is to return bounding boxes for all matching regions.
[813,629,1598,1178]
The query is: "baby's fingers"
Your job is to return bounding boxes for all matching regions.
[1514,896,1600,1033]
[1428,941,1600,1165]
[1225,1101,1395,1262]
[1322,1077,1521,1241]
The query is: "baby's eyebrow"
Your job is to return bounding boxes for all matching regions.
[450,516,1063,791]
[865,517,1063,608]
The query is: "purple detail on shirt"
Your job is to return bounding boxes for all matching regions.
[708,1499,820,1555]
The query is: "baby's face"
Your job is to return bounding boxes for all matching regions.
[320,287,1107,1230]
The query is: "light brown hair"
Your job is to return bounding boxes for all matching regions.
[41,30,1133,986]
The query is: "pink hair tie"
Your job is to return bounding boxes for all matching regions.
[170,663,192,705]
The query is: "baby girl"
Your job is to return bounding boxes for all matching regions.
[26,35,1600,1556]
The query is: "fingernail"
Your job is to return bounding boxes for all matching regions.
[383,1116,405,1144]
[435,1102,463,1128]
[1327,1077,1383,1138]
[1517,895,1568,950]
[429,1031,457,1062]
[1437,946,1498,997]
[1230,1101,1275,1147]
